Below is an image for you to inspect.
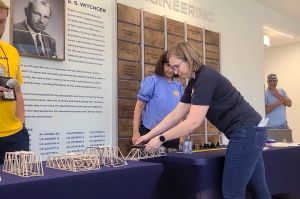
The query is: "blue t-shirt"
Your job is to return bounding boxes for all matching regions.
[137,75,184,129]
[180,65,261,136]
[265,88,287,127]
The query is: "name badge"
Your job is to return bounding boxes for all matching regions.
[173,90,179,96]
[2,90,16,100]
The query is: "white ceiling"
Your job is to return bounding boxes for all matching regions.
[256,0,300,21]
[263,25,300,47]
[254,0,300,47]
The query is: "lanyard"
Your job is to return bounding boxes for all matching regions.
[0,44,10,77]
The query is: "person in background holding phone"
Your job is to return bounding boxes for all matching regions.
[265,74,292,129]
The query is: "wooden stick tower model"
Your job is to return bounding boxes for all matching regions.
[3,151,44,177]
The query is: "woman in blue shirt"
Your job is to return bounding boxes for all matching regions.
[132,51,184,149]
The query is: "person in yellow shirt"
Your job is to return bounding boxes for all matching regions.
[0,0,29,164]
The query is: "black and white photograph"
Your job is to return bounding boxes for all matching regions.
[12,0,65,60]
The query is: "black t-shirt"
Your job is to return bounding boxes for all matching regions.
[181,65,261,136]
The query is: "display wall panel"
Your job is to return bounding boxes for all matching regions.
[192,134,205,145]
[192,134,220,150]
[204,30,220,130]
[118,41,141,62]
[117,3,140,25]
[205,30,219,45]
[118,138,132,155]
[191,122,205,134]
[167,19,184,37]
[144,64,156,77]
[144,11,164,31]
[118,22,141,43]
[187,24,203,42]
[205,58,220,72]
[117,3,141,152]
[118,118,133,138]
[167,34,184,49]
[207,121,220,134]
[118,99,136,118]
[207,134,220,144]
[206,45,219,53]
[187,39,203,57]
[192,135,205,147]
[167,19,184,49]
[167,19,186,86]
[144,47,164,65]
[144,28,164,48]
[205,30,220,72]
[118,60,142,80]
[187,24,203,60]
[205,51,219,60]
[116,4,222,153]
[118,80,140,99]
[143,12,164,83]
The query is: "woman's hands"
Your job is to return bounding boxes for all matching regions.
[135,134,163,152]
[131,131,140,145]
[144,136,162,151]
[135,133,151,145]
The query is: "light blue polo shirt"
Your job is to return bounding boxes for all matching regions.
[265,88,287,128]
[137,75,184,129]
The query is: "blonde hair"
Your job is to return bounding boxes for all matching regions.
[168,41,202,72]
[0,0,9,11]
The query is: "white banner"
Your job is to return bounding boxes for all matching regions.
[16,0,115,159]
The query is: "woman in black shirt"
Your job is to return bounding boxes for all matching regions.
[136,41,271,199]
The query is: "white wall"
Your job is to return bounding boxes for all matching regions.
[264,43,300,142]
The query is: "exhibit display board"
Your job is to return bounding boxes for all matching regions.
[117,3,221,153]
[4,0,116,160]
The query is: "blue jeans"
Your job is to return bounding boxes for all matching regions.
[222,125,271,199]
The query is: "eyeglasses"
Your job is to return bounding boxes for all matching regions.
[170,60,184,70]
[268,80,278,82]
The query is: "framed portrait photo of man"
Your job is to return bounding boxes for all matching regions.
[12,0,65,60]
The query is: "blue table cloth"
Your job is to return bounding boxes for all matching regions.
[144,146,300,199]
[0,160,163,199]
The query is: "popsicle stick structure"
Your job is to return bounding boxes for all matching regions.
[84,146,127,167]
[126,147,167,160]
[46,153,100,172]
[3,151,44,177]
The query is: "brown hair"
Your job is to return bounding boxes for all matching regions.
[154,50,169,76]
[168,41,202,72]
